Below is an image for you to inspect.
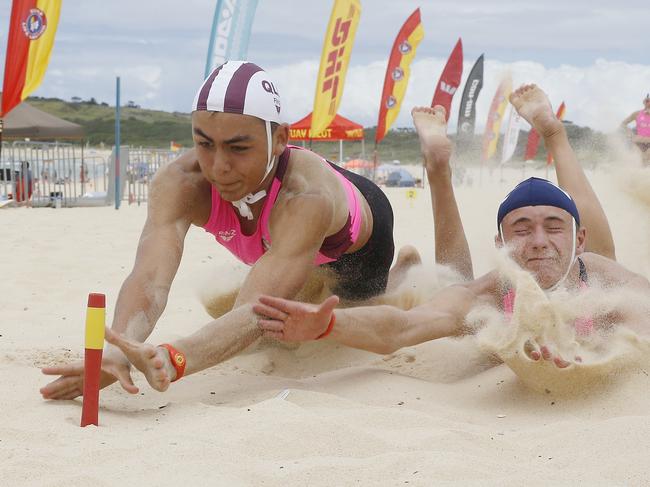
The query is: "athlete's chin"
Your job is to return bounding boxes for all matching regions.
[213,182,244,200]
[218,191,241,202]
[532,269,563,289]
[525,258,557,272]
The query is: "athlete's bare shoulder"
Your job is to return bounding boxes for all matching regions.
[282,147,337,195]
[154,149,203,186]
[580,252,650,289]
[148,149,211,225]
[579,251,617,273]
[463,270,501,306]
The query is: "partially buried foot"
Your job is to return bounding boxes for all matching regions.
[509,84,563,138]
[386,245,422,292]
[411,105,452,174]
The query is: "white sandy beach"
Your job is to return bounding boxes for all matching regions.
[1,163,649,486]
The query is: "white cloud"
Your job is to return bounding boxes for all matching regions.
[1,0,648,132]
[271,57,650,133]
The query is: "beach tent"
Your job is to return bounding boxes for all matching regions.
[375,163,401,177]
[1,100,84,140]
[0,100,85,205]
[289,112,364,163]
[385,168,416,187]
[290,112,364,141]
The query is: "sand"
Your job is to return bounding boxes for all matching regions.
[473,250,650,396]
[2,162,650,486]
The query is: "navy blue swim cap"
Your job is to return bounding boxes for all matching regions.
[497,177,580,229]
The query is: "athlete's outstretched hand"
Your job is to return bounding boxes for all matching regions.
[40,345,138,400]
[524,340,580,369]
[254,295,339,342]
[104,328,173,392]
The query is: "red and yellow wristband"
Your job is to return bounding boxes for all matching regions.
[317,312,336,340]
[158,343,186,382]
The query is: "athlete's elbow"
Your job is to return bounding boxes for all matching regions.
[372,338,402,355]
[353,327,404,355]
[374,310,410,354]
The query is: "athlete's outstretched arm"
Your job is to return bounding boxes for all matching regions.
[620,111,640,128]
[106,189,344,389]
[510,84,616,260]
[548,129,615,259]
[255,284,475,354]
[41,161,195,399]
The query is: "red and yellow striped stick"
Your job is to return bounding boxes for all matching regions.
[80,293,105,427]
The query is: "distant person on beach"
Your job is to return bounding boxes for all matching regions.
[40,61,411,399]
[253,85,650,369]
[15,161,33,203]
[620,94,650,165]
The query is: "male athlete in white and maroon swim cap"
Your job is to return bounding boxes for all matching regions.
[41,60,404,399]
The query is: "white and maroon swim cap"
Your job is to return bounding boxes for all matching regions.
[192,61,285,220]
[192,60,283,124]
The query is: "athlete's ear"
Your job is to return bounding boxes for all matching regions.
[495,233,504,248]
[273,123,289,155]
[575,226,586,255]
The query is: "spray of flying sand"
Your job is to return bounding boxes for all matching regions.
[469,248,650,395]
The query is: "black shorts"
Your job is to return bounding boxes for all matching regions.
[323,164,395,301]
[635,142,650,152]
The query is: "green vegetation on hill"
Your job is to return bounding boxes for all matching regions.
[25,96,609,166]
[306,123,610,167]
[27,96,193,147]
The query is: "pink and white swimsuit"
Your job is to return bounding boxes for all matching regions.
[203,145,362,266]
[636,111,650,137]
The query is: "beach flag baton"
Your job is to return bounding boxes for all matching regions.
[406,189,417,208]
[80,293,106,427]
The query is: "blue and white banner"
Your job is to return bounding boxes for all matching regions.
[204,0,259,78]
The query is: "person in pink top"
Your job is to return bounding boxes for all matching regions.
[40,61,412,399]
[621,94,650,165]
[253,85,650,370]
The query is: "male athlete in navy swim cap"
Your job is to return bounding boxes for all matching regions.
[256,85,650,371]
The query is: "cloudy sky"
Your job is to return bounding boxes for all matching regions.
[1,0,649,132]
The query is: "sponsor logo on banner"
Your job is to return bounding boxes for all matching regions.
[22,8,47,40]
[386,96,397,109]
[212,0,237,66]
[321,17,354,101]
[312,0,360,134]
[463,79,481,117]
[398,41,412,54]
[440,81,457,96]
[392,67,404,81]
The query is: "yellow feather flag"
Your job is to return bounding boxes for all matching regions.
[311,0,361,136]
[482,74,512,161]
